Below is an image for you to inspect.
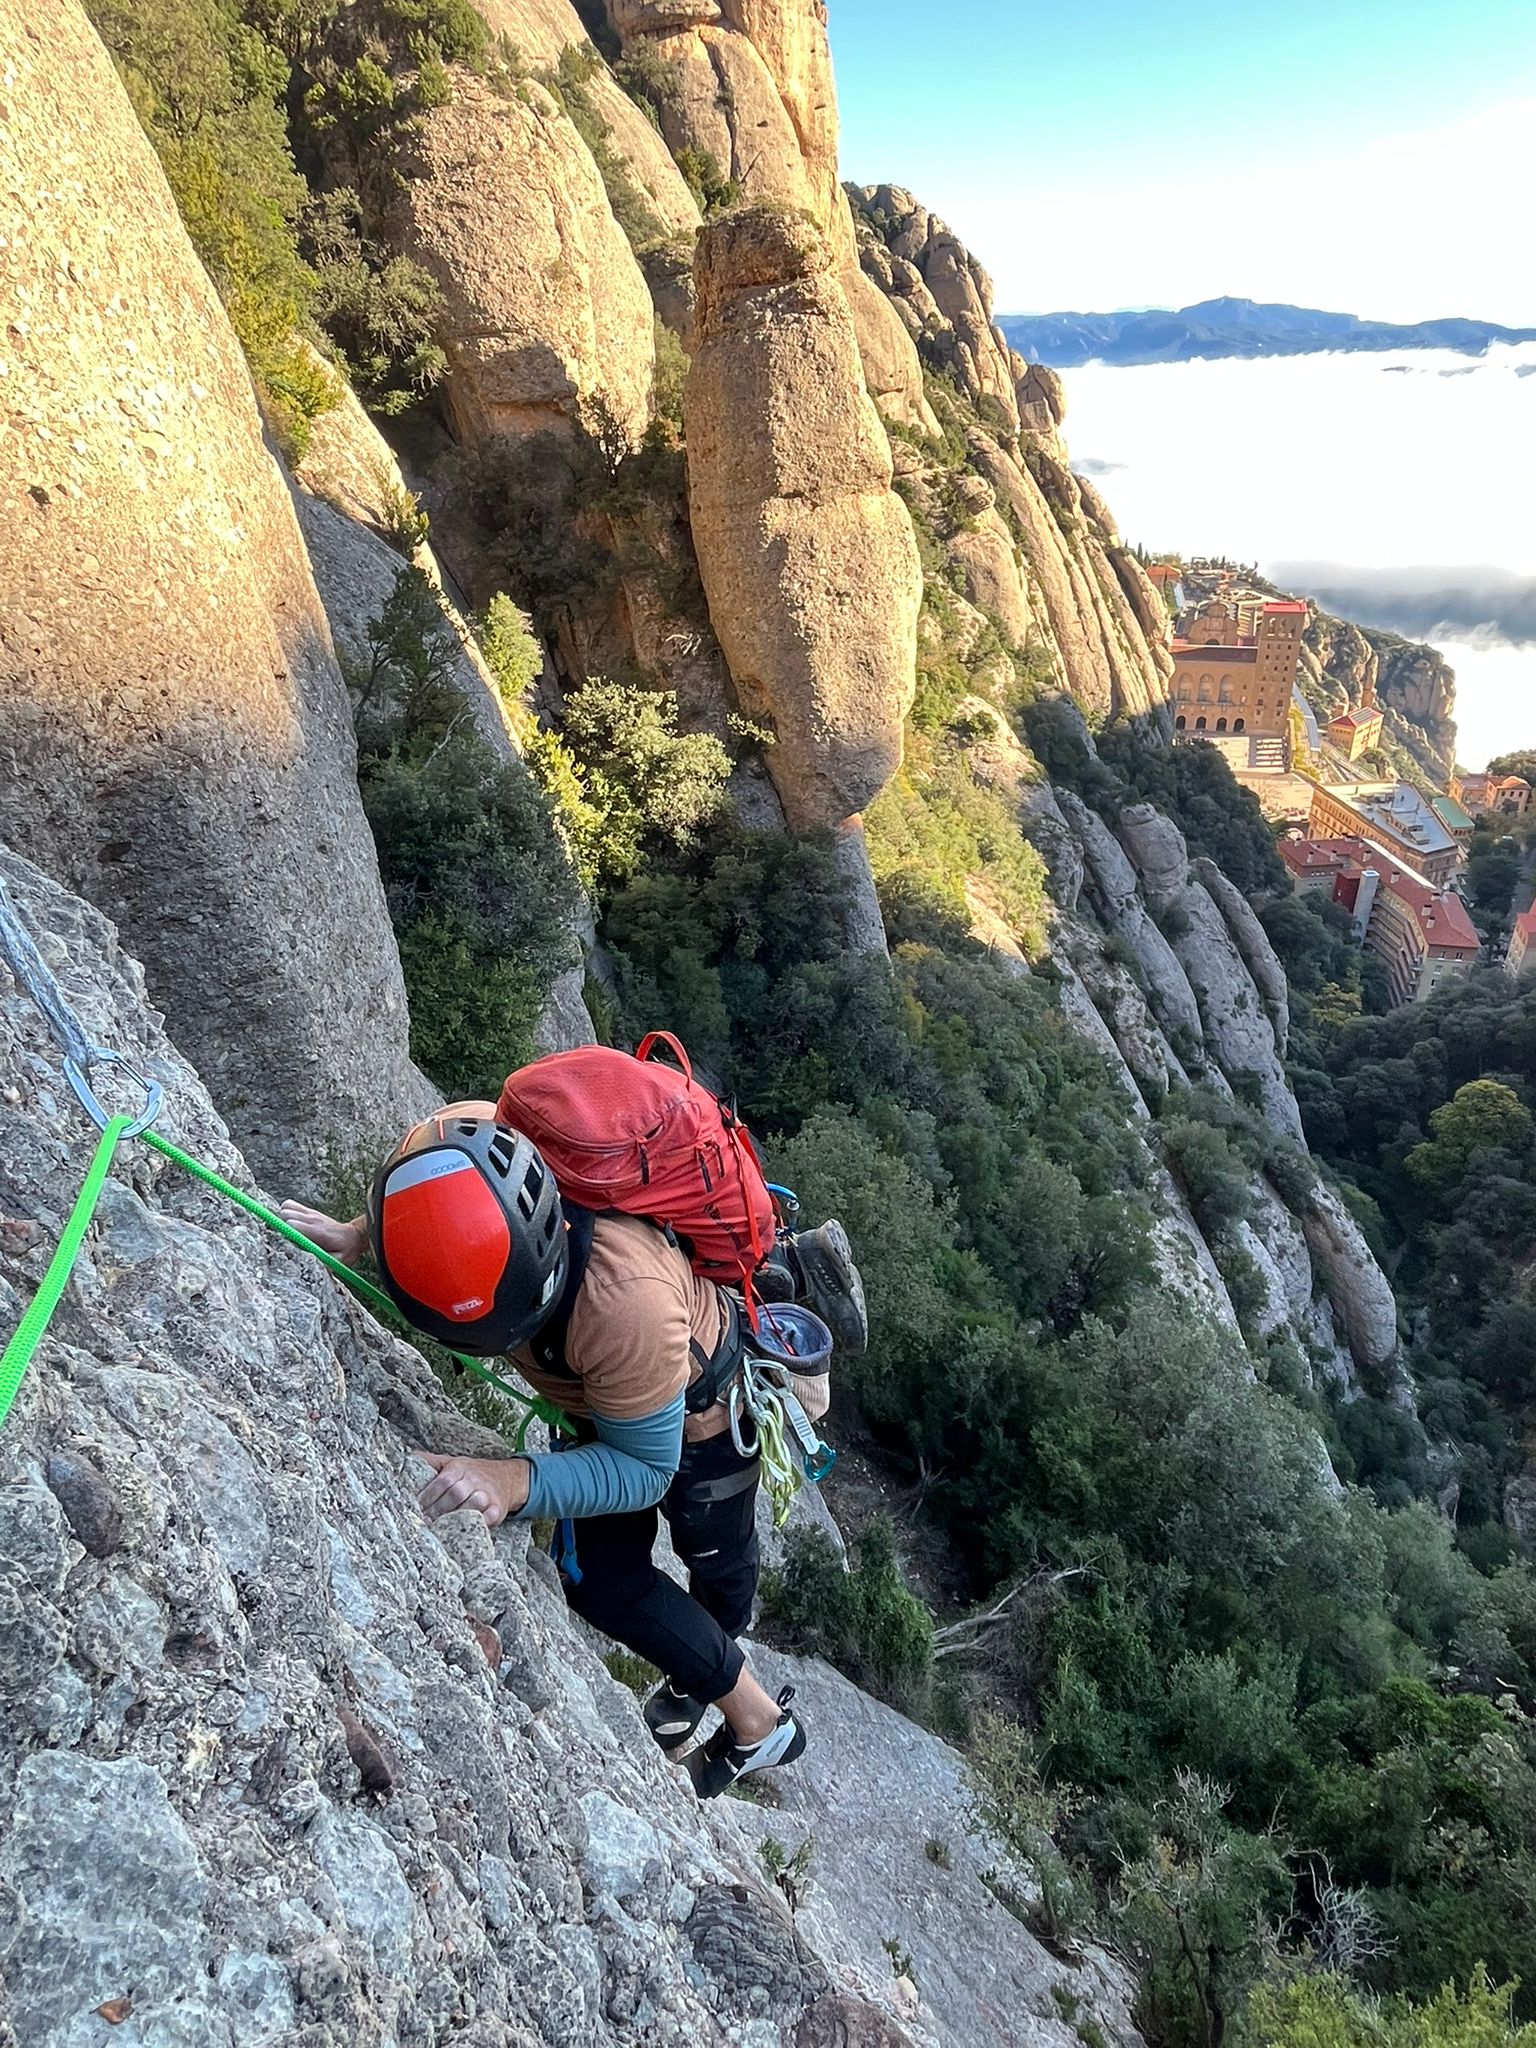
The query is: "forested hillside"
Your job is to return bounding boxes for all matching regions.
[7,3,1536,2046]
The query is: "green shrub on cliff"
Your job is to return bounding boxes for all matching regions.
[559,682,732,886]
[1252,1970,1536,2048]
[87,0,336,451]
[87,0,466,434]
[539,43,669,252]
[301,191,447,412]
[345,571,581,1097]
[675,144,740,216]
[761,1522,934,1714]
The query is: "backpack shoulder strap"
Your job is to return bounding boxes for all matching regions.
[526,1202,597,1382]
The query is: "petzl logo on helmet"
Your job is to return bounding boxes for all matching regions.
[451,1296,487,1316]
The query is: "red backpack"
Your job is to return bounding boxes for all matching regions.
[496,1033,778,1296]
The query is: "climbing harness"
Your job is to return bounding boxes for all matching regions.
[0,878,567,1447]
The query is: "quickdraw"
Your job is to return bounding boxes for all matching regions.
[727,1353,836,1527]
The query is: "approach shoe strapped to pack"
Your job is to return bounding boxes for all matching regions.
[644,1681,709,1755]
[686,1686,807,1799]
[757,1221,868,1356]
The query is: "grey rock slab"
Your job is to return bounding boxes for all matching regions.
[0,1754,210,2046]
[308,1807,416,1979]
[1192,858,1291,1057]
[0,844,1141,2048]
[581,1791,667,1905]
[717,1648,1142,2048]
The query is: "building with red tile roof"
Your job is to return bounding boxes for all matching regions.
[1325,704,1384,762]
[1279,832,1480,1007]
[1453,770,1533,817]
[1508,907,1536,978]
[1170,596,1306,753]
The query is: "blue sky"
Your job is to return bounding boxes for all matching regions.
[828,0,1536,323]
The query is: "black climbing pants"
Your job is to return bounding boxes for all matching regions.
[561,1430,761,1703]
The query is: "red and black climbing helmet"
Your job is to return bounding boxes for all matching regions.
[368,1108,567,1355]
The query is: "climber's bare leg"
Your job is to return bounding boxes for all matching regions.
[716,1666,781,1744]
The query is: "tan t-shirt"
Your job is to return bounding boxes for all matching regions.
[513,1213,729,1422]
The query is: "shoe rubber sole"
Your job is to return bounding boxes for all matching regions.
[644,1686,708,1754]
[794,1221,868,1357]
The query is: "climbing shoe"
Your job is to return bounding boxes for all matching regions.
[757,1221,868,1356]
[686,1686,807,1799]
[644,1681,708,1755]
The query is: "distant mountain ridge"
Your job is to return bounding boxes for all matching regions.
[997,295,1536,367]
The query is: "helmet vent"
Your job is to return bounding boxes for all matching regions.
[487,1128,517,1177]
[518,1160,544,1216]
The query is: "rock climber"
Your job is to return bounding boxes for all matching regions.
[281,1099,866,1797]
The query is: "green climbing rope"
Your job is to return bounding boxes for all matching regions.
[0,874,565,1448]
[0,1114,131,1430]
[0,1116,567,1447]
[139,1130,569,1450]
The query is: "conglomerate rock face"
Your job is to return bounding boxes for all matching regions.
[847,185,1020,431]
[609,0,840,233]
[386,74,657,449]
[606,0,937,432]
[1116,804,1303,1144]
[481,0,703,237]
[1191,857,1291,1057]
[0,0,431,1194]
[1051,788,1410,1396]
[846,184,1173,724]
[684,209,922,829]
[0,844,1139,2048]
[288,361,523,764]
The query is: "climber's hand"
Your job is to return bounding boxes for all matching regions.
[278,1203,368,1265]
[417,1452,531,1528]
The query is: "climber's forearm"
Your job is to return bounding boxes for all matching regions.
[516,1397,685,1520]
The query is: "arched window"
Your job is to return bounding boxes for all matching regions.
[1175,714,1186,731]
[1218,680,1233,704]
[1195,716,1207,732]
[1233,717,1245,733]
[1199,675,1215,704]
[1216,717,1228,732]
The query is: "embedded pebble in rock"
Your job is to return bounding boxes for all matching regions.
[0,844,1137,2048]
[44,1449,124,1557]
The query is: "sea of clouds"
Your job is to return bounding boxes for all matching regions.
[1059,343,1536,769]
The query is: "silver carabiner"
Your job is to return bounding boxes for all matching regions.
[64,1048,164,1140]
[728,1377,760,1459]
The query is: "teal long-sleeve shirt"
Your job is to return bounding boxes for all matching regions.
[514,1393,685,1521]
